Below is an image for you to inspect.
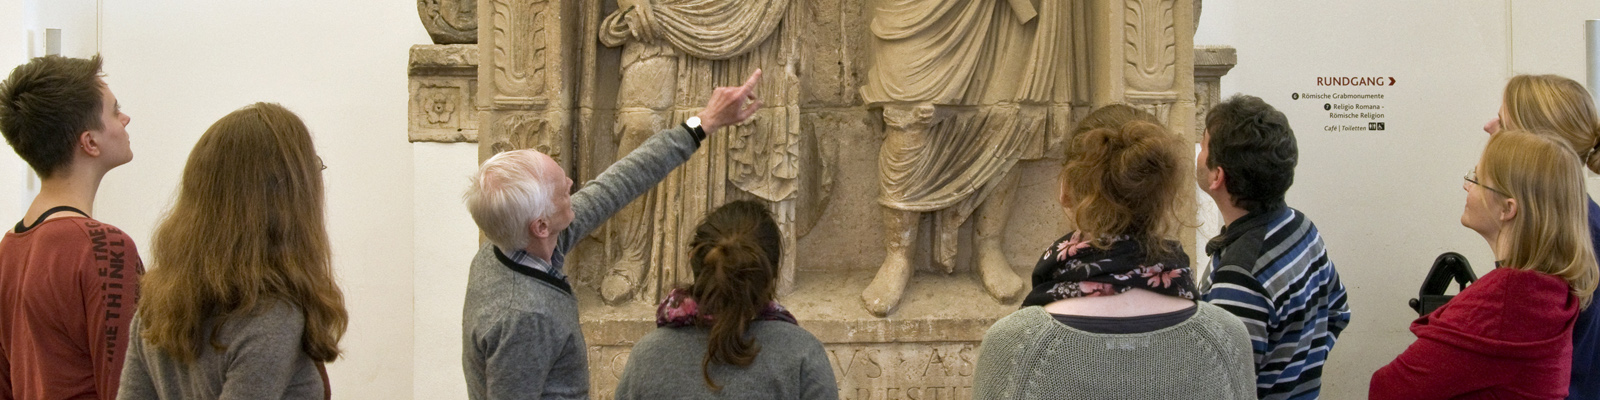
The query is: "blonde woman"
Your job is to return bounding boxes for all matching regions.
[1372,130,1599,399]
[117,103,347,400]
[1484,74,1600,399]
[972,106,1254,399]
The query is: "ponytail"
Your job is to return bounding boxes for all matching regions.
[686,200,783,391]
[1586,128,1600,174]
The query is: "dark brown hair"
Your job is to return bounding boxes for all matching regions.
[1203,94,1298,214]
[1060,120,1188,258]
[686,200,782,391]
[0,55,105,178]
[138,103,347,363]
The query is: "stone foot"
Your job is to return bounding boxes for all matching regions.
[977,244,1025,303]
[861,253,913,317]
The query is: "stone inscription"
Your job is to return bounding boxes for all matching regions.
[829,342,977,400]
[586,341,981,400]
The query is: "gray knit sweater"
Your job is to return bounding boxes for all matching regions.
[462,126,700,400]
[116,301,324,400]
[613,321,839,400]
[972,303,1255,400]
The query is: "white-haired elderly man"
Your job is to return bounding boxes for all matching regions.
[462,70,763,400]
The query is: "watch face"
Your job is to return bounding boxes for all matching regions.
[686,116,701,128]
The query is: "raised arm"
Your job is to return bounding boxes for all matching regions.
[559,69,764,247]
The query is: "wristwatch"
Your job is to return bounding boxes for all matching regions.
[683,116,707,143]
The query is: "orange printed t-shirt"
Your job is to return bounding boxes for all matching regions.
[0,217,143,400]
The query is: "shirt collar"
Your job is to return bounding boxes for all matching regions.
[1204,201,1288,257]
[500,246,567,281]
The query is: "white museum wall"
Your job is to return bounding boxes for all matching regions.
[411,142,479,400]
[0,0,24,220]
[72,1,423,398]
[1197,1,1600,398]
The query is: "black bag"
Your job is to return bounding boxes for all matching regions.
[1409,252,1478,316]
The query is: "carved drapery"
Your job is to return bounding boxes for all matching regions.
[600,0,789,60]
[861,0,1072,207]
[597,0,810,302]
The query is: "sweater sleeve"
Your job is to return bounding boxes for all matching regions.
[217,303,311,400]
[481,311,563,400]
[79,224,143,400]
[560,126,699,253]
[113,317,157,400]
[1369,329,1497,400]
[800,341,840,400]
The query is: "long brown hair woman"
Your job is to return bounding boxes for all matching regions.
[613,200,838,399]
[117,103,347,400]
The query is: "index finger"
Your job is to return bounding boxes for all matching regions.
[739,69,763,93]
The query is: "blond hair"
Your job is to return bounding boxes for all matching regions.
[1060,119,1189,258]
[139,103,347,363]
[1501,74,1600,173]
[1480,129,1599,306]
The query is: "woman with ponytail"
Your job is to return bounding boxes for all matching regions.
[613,200,837,399]
[117,103,346,400]
[1482,74,1600,400]
[972,105,1254,399]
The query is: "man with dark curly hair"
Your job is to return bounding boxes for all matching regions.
[0,55,143,400]
[1197,94,1351,400]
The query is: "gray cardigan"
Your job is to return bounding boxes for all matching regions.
[614,321,839,400]
[462,126,700,400]
[116,301,324,400]
[972,303,1256,400]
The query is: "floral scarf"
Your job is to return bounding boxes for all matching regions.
[656,288,798,328]
[1021,232,1197,308]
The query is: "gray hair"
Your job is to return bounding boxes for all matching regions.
[464,149,559,251]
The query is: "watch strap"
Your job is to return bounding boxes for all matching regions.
[682,122,707,143]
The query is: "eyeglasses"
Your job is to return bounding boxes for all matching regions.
[1464,169,1511,198]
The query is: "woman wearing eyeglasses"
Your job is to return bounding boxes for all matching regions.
[1370,129,1598,399]
[1482,74,1600,400]
[117,103,346,400]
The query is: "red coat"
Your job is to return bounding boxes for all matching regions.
[1371,267,1579,399]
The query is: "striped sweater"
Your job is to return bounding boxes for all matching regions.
[1202,205,1352,400]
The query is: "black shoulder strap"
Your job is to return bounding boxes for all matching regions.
[492,247,573,295]
[13,205,89,233]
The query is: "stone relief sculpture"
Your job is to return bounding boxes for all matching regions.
[859,0,1076,316]
[598,0,820,304]
[418,0,477,44]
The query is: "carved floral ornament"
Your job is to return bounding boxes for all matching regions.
[418,85,459,125]
[488,0,550,105]
[1124,0,1177,93]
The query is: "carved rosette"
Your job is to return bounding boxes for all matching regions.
[1123,0,1177,93]
[408,44,479,143]
[418,0,478,44]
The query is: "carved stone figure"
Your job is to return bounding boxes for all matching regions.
[597,0,810,304]
[859,0,1076,316]
[418,0,477,44]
